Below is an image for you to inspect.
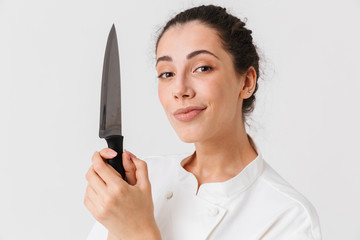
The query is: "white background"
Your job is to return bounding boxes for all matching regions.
[0,0,359,239]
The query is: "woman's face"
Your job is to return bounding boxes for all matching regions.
[156,21,247,143]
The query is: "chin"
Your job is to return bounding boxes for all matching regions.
[175,129,202,143]
[169,117,207,143]
[179,136,197,143]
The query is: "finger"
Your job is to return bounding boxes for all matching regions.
[92,151,124,186]
[84,186,100,219]
[123,150,137,185]
[85,184,98,200]
[127,151,150,188]
[85,165,107,195]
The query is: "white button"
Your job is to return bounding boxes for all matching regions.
[208,208,219,216]
[166,192,173,200]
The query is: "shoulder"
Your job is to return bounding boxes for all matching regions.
[255,159,322,239]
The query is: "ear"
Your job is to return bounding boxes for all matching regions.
[239,66,257,99]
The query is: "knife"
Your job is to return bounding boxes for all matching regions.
[99,24,126,181]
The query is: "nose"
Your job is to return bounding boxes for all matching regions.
[172,73,195,100]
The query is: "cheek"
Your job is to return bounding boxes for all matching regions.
[200,78,228,107]
[203,77,238,121]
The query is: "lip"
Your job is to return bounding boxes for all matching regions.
[173,106,207,115]
[173,106,206,122]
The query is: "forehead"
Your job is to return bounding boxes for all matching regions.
[156,21,224,57]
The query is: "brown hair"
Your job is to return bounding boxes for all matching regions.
[155,4,260,123]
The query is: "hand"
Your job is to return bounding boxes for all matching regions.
[84,148,161,240]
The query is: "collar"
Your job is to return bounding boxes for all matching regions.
[176,134,265,202]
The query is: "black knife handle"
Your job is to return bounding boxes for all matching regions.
[105,135,126,181]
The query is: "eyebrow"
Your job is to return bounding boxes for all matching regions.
[156,49,219,67]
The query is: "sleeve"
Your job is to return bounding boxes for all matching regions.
[285,202,322,240]
[262,202,322,240]
[86,221,108,240]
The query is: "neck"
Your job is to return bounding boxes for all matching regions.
[183,121,258,187]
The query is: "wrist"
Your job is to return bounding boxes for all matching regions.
[143,222,161,240]
[107,232,120,240]
[107,223,161,240]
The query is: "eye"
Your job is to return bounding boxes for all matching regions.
[195,66,212,73]
[157,72,175,79]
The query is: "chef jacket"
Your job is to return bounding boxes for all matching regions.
[87,136,322,240]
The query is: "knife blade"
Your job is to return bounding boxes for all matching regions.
[99,24,126,181]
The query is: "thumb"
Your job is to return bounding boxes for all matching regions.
[128,151,150,189]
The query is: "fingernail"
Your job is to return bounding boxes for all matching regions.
[107,149,117,157]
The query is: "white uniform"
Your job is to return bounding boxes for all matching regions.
[87,137,322,240]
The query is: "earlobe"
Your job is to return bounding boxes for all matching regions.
[239,89,252,99]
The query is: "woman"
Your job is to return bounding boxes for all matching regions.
[85,5,322,240]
